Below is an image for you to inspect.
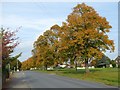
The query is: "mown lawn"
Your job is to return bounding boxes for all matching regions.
[36,68,119,87]
[0,68,1,73]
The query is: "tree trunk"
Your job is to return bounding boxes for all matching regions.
[45,64,47,70]
[75,61,77,71]
[85,59,90,73]
[43,64,47,71]
[74,56,77,71]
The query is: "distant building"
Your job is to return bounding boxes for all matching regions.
[115,56,120,67]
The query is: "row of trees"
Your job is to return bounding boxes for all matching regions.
[0,27,21,83]
[22,54,118,71]
[21,57,35,70]
[22,3,115,73]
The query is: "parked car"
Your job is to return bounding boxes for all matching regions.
[47,67,53,70]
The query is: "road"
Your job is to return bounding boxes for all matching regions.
[3,71,118,89]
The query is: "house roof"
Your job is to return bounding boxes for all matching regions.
[115,56,120,63]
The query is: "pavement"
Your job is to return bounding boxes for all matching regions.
[2,71,118,89]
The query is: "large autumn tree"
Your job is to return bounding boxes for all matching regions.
[27,3,114,73]
[59,3,114,73]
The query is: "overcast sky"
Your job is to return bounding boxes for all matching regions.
[2,2,118,62]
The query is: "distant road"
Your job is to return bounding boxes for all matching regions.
[3,71,118,89]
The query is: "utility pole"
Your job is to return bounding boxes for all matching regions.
[17,60,19,72]
[8,63,10,73]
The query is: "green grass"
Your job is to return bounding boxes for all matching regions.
[0,68,2,72]
[35,68,119,87]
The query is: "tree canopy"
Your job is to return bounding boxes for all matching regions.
[22,3,115,73]
[0,27,20,68]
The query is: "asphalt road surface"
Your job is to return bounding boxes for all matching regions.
[3,71,118,89]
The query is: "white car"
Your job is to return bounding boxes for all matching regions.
[47,67,53,70]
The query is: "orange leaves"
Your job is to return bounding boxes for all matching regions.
[61,46,69,50]
[97,52,103,59]
[73,3,95,15]
[27,3,115,70]
[59,3,114,63]
[67,14,82,26]
[70,40,77,44]
[105,29,110,32]
[21,57,35,70]
[87,47,103,59]
[101,35,114,52]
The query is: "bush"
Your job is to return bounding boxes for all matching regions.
[112,63,116,68]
